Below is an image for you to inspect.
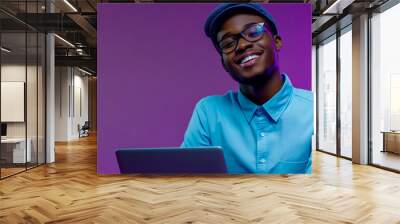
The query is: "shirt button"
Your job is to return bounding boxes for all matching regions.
[260,132,265,137]
[259,158,266,163]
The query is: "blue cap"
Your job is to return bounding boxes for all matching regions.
[204,3,278,52]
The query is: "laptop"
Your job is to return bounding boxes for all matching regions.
[115,147,227,174]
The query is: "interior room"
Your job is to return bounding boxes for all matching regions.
[0,0,399,223]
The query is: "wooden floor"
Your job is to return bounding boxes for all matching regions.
[1,167,26,178]
[1,163,45,178]
[1,135,400,224]
[372,150,400,171]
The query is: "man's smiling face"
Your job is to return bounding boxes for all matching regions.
[217,13,281,86]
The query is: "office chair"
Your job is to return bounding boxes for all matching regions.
[78,121,90,138]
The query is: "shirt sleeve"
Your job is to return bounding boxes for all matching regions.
[181,99,211,147]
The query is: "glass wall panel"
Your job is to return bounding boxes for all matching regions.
[26,0,39,169]
[38,32,45,165]
[27,30,38,169]
[339,28,352,158]
[317,35,337,154]
[1,30,28,177]
[371,3,400,171]
[0,1,46,179]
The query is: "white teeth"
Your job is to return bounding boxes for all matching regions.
[240,54,259,64]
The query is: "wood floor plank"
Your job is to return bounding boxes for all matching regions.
[0,134,400,223]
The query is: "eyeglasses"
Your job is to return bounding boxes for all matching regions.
[217,22,267,54]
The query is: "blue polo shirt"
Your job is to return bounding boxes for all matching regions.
[181,74,313,174]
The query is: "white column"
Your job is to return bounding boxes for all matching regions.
[46,33,55,163]
[46,1,55,163]
[352,14,369,164]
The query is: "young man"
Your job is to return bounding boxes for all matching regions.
[181,3,313,174]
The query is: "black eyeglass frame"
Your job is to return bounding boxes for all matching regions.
[217,22,269,54]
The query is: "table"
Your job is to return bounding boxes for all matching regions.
[381,131,400,154]
[1,138,32,163]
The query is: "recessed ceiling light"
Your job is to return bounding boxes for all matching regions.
[1,47,11,53]
[63,0,78,12]
[54,34,75,48]
[78,67,93,76]
[322,0,354,15]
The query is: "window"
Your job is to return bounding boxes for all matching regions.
[339,27,352,158]
[371,2,400,171]
[317,35,337,154]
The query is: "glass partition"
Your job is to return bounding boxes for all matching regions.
[0,1,46,179]
[27,30,38,169]
[317,35,337,155]
[371,3,400,171]
[1,31,28,177]
[339,27,352,158]
[38,32,45,165]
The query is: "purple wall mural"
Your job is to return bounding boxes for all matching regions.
[98,3,312,174]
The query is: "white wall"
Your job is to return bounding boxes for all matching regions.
[55,66,69,141]
[1,65,26,140]
[1,63,46,164]
[55,66,89,141]
[1,65,25,81]
[1,82,25,122]
[72,73,89,138]
[1,65,38,138]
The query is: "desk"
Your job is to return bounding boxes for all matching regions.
[1,138,32,163]
[381,131,400,154]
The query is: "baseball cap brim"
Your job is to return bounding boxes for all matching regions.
[204,3,278,45]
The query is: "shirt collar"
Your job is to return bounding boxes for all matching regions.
[237,74,294,123]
